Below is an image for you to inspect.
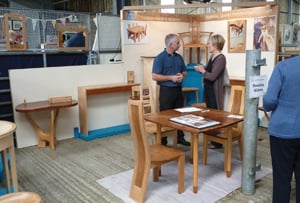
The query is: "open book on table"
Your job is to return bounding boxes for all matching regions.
[169,114,220,129]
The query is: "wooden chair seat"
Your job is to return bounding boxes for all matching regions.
[128,99,185,203]
[0,192,41,203]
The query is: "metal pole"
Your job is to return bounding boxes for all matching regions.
[241,50,261,194]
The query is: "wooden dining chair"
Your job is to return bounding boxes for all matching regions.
[128,99,185,203]
[197,85,245,177]
[0,192,41,203]
[131,85,178,147]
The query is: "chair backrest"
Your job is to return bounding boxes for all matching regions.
[131,85,155,114]
[227,85,245,132]
[128,99,151,164]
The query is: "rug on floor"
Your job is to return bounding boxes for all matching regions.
[97,149,272,203]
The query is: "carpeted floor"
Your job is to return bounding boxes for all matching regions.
[97,148,272,203]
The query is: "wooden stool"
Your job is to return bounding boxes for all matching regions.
[182,87,199,106]
[0,192,41,203]
[0,121,18,193]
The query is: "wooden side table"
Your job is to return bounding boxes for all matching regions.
[15,100,78,150]
[0,120,18,193]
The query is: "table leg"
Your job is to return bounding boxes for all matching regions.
[192,133,199,193]
[8,141,18,192]
[24,109,59,150]
[225,127,233,177]
[156,124,162,145]
[2,151,11,193]
[49,109,60,150]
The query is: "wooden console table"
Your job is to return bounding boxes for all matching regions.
[15,100,78,150]
[78,83,139,136]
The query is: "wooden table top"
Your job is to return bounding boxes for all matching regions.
[78,82,139,95]
[144,107,243,134]
[15,100,78,112]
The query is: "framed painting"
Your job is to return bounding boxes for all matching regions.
[4,13,27,51]
[57,27,88,51]
[253,16,276,51]
[228,20,246,53]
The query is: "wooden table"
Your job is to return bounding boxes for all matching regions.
[78,83,139,136]
[144,107,243,193]
[15,100,78,150]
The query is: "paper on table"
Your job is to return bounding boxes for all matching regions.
[228,114,243,119]
[174,107,202,113]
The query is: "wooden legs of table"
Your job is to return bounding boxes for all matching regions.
[25,109,59,150]
[190,133,199,193]
[0,135,18,192]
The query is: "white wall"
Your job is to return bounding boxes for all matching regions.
[10,64,129,148]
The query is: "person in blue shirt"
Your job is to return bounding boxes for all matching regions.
[263,31,300,203]
[64,32,85,47]
[152,33,190,146]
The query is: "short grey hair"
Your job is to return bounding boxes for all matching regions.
[165,33,178,47]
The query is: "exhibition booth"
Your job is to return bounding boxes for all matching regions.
[8,2,279,148]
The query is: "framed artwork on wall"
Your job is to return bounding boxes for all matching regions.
[57,27,88,51]
[4,13,27,51]
[253,16,276,51]
[228,20,246,53]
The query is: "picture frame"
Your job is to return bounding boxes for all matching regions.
[253,16,276,51]
[4,13,27,51]
[228,20,246,53]
[57,27,88,51]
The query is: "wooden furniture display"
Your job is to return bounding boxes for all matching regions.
[4,14,27,51]
[194,85,245,177]
[0,192,41,203]
[0,120,18,193]
[15,100,78,150]
[178,18,213,64]
[131,85,177,148]
[182,87,199,106]
[144,107,243,193]
[128,99,185,203]
[78,83,139,136]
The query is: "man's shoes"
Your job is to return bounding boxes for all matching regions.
[161,138,168,146]
[177,138,190,146]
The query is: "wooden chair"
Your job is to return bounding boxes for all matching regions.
[197,85,245,177]
[131,85,178,147]
[128,99,185,203]
[0,192,41,203]
[178,17,213,64]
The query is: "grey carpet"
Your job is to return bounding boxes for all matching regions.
[11,127,281,203]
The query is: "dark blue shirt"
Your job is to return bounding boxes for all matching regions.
[152,49,186,87]
[65,32,85,47]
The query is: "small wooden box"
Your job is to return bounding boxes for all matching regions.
[49,96,72,104]
[127,71,134,83]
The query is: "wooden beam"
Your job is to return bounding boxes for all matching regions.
[123,2,277,11]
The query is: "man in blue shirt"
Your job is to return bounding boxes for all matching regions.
[152,33,190,146]
[65,32,85,47]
